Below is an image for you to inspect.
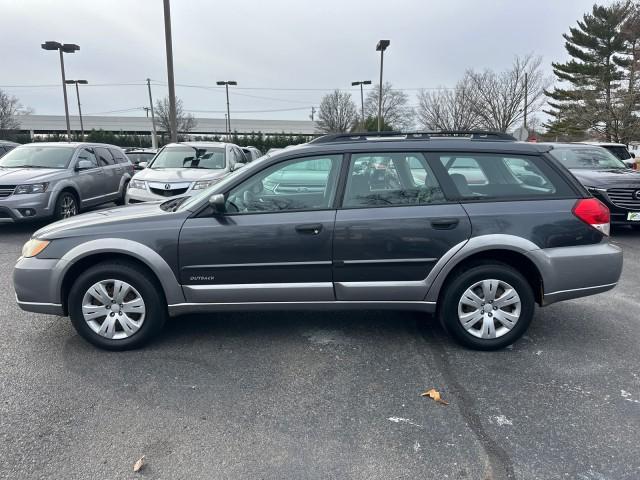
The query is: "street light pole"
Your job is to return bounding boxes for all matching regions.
[351,80,372,130]
[217,81,237,138]
[163,0,178,142]
[376,40,390,132]
[65,80,87,138]
[42,41,80,140]
[146,78,158,149]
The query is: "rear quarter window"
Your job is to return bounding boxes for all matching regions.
[438,153,574,200]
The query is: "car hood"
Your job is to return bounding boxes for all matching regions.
[0,167,66,183]
[569,168,640,188]
[34,201,185,240]
[134,168,227,183]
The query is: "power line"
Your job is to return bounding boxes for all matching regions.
[186,106,313,114]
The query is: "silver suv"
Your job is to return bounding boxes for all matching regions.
[125,142,247,203]
[0,142,134,222]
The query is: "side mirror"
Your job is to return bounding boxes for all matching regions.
[208,193,226,214]
[75,159,93,171]
[631,152,635,158]
[138,161,148,169]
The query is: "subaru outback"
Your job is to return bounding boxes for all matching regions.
[13,132,623,351]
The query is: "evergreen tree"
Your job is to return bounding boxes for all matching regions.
[545,2,634,141]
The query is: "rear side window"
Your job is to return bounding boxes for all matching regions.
[343,152,445,208]
[110,148,130,164]
[438,153,574,200]
[95,147,115,166]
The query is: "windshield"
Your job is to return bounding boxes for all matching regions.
[0,145,75,169]
[549,147,628,170]
[127,152,155,164]
[149,146,226,169]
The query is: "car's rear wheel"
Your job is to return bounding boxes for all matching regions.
[438,262,534,350]
[54,191,78,221]
[68,262,167,350]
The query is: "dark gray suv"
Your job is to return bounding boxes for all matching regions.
[13,132,623,351]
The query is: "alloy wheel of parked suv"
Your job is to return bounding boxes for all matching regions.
[439,262,534,350]
[68,262,167,350]
[54,192,78,220]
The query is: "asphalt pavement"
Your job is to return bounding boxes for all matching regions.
[1,218,639,479]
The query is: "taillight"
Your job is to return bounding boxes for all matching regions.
[573,198,610,236]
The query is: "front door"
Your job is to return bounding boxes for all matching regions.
[178,154,343,304]
[333,151,471,301]
[73,147,104,205]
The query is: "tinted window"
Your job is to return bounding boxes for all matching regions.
[439,153,572,200]
[549,147,627,170]
[126,152,155,164]
[77,148,99,168]
[226,155,342,213]
[95,147,114,166]
[603,145,631,160]
[343,152,445,208]
[0,145,75,169]
[111,148,130,164]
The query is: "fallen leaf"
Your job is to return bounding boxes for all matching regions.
[420,388,449,405]
[133,455,145,472]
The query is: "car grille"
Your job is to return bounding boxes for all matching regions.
[0,185,16,198]
[606,188,640,209]
[149,187,189,197]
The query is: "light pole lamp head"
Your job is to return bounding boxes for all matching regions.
[61,43,80,53]
[41,41,62,50]
[227,81,237,86]
[216,81,226,86]
[363,80,372,85]
[376,40,390,52]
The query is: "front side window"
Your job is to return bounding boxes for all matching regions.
[226,155,342,214]
[343,152,445,208]
[439,153,571,199]
[549,147,627,170]
[0,145,75,169]
[77,148,99,168]
[150,146,226,169]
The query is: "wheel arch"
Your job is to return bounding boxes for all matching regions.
[53,239,185,315]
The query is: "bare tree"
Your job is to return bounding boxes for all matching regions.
[316,90,358,133]
[466,54,550,132]
[364,83,414,130]
[0,89,27,134]
[416,76,481,131]
[154,96,197,135]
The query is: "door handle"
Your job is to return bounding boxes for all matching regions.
[295,224,323,235]
[431,218,459,230]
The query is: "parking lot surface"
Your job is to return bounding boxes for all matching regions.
[1,220,639,480]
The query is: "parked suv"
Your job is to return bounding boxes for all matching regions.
[0,140,20,158]
[545,143,640,226]
[125,142,247,203]
[14,132,622,351]
[0,142,134,222]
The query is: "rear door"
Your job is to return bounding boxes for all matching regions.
[94,146,121,198]
[333,151,472,301]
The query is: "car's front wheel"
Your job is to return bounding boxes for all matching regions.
[68,262,167,350]
[438,262,534,350]
[54,191,79,221]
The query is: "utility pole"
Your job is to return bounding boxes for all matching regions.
[65,80,87,138]
[310,106,316,121]
[162,0,178,142]
[523,72,528,131]
[146,78,158,149]
[216,81,237,139]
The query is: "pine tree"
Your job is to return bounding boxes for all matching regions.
[545,2,633,141]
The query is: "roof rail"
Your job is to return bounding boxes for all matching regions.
[308,130,516,144]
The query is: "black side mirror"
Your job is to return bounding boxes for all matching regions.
[208,193,226,214]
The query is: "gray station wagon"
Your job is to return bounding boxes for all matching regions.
[13,132,623,351]
[0,142,134,222]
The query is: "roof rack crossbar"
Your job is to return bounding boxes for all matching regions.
[308,130,516,144]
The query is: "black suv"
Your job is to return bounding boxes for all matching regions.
[14,132,623,351]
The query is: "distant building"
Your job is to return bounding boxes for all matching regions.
[16,115,317,137]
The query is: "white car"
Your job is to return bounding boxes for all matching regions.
[580,142,637,169]
[125,142,247,203]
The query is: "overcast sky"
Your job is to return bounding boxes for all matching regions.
[0,0,610,122]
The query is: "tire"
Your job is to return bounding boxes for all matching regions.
[115,181,129,206]
[438,261,535,350]
[54,191,79,221]
[68,261,167,350]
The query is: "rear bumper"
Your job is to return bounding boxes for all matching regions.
[527,241,623,305]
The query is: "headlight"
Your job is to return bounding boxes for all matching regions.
[585,186,607,194]
[129,179,147,190]
[14,183,48,195]
[21,239,50,258]
[192,179,218,190]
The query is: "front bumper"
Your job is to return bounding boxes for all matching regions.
[0,191,54,222]
[527,240,623,305]
[590,191,640,225]
[14,256,66,316]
